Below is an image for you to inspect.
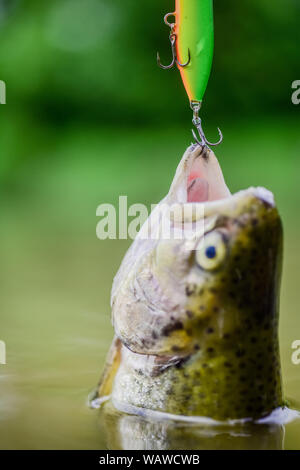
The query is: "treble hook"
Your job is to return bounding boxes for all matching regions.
[191,101,223,147]
[157,12,190,70]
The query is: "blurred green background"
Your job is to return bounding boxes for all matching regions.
[0,0,300,449]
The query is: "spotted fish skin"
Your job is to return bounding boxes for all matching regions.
[99,146,283,421]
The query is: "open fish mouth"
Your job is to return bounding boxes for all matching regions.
[185,145,231,203]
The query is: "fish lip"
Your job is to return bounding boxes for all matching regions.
[169,186,276,225]
[201,186,276,217]
[251,186,275,207]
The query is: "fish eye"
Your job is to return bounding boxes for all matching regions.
[195,231,228,271]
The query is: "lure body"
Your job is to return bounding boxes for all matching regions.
[175,0,214,103]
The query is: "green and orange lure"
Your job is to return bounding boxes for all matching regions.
[157,0,222,147]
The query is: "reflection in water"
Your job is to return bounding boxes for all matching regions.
[100,402,286,450]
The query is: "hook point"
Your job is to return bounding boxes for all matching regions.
[192,120,223,148]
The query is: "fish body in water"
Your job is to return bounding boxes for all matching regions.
[97,145,283,421]
[100,401,285,450]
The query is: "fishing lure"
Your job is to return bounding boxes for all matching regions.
[157,0,222,147]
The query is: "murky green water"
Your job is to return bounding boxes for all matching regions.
[1,123,300,449]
